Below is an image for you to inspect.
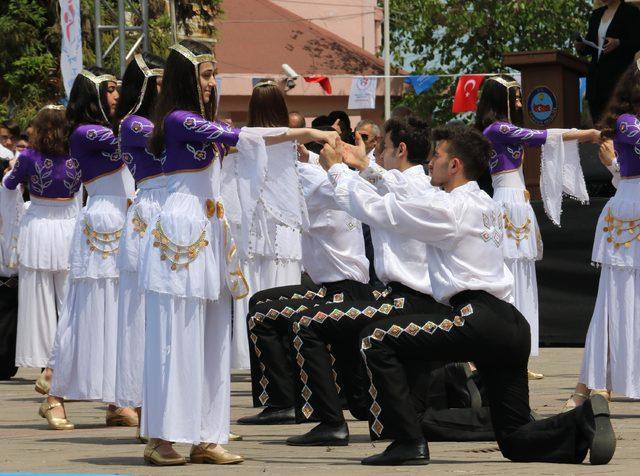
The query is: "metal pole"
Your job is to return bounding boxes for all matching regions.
[383,0,391,120]
[142,0,149,52]
[169,0,178,44]
[94,0,102,67]
[118,0,126,76]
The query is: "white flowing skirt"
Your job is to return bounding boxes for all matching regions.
[579,265,640,398]
[231,257,301,369]
[17,197,79,271]
[505,258,539,356]
[580,178,640,396]
[50,277,119,402]
[49,195,128,402]
[142,289,232,444]
[15,268,69,368]
[14,198,78,368]
[494,187,541,357]
[115,187,166,408]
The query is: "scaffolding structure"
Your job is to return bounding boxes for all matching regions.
[93,0,150,76]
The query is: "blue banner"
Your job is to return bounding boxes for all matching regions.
[404,75,439,95]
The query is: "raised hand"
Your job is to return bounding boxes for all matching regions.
[598,140,615,168]
[319,141,344,171]
[341,131,369,171]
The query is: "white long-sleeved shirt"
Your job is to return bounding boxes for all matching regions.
[328,163,513,304]
[331,164,433,295]
[298,162,369,284]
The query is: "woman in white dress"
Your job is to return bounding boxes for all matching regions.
[565,62,640,409]
[113,53,165,439]
[138,40,338,465]
[44,67,138,429]
[2,106,81,389]
[226,80,306,370]
[476,75,599,378]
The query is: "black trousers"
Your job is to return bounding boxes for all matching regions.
[0,276,19,380]
[359,290,594,464]
[247,279,373,408]
[293,282,449,424]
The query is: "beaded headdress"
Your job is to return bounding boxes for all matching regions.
[127,54,164,116]
[253,80,278,89]
[169,43,217,117]
[40,104,66,112]
[487,76,520,123]
[79,69,118,122]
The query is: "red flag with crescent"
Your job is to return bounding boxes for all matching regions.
[452,74,484,113]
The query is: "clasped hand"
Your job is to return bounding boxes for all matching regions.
[319,132,370,172]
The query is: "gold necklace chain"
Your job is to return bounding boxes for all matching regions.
[82,220,122,259]
[131,207,148,238]
[503,212,531,247]
[603,208,640,249]
[151,220,209,271]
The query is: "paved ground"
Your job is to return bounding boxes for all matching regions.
[1,347,638,475]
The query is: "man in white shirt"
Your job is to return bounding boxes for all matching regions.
[237,160,374,426]
[286,117,448,447]
[318,125,615,466]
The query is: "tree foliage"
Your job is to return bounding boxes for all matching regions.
[0,0,223,128]
[387,0,593,123]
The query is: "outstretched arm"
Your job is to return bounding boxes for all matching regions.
[264,128,339,147]
[562,129,600,143]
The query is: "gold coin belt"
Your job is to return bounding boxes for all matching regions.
[503,212,531,248]
[151,220,208,271]
[83,220,122,259]
[603,208,640,250]
[131,207,148,238]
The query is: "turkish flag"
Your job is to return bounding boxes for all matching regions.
[452,75,484,113]
[304,76,332,95]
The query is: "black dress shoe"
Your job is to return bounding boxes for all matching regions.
[587,395,616,465]
[237,406,295,425]
[286,422,349,446]
[361,438,430,466]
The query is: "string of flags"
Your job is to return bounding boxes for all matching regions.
[225,72,587,113]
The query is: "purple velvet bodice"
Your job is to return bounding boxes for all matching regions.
[162,110,240,175]
[120,115,164,184]
[69,124,122,184]
[614,114,640,178]
[483,122,548,175]
[2,148,80,199]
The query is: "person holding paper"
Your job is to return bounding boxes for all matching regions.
[575,0,640,123]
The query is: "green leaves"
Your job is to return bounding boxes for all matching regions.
[0,0,223,128]
[387,0,592,123]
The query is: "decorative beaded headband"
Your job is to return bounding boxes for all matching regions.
[79,69,118,122]
[487,76,520,123]
[134,53,164,78]
[253,80,277,89]
[40,104,66,111]
[169,43,216,66]
[169,43,217,116]
[127,54,164,116]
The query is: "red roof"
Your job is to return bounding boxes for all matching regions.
[215,0,386,75]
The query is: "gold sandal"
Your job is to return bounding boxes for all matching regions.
[144,440,186,466]
[39,400,74,430]
[34,371,51,395]
[527,370,544,380]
